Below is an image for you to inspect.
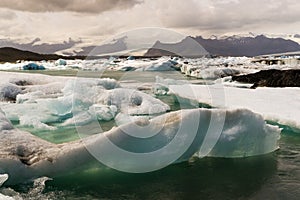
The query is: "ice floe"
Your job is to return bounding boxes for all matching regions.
[170,84,300,129]
[0,72,169,130]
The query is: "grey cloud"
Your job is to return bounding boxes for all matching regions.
[0,0,141,13]
[157,0,300,31]
[0,9,17,20]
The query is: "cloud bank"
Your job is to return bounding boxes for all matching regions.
[0,0,140,13]
[0,0,299,43]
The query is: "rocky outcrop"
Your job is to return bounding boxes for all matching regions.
[0,47,86,62]
[232,69,300,88]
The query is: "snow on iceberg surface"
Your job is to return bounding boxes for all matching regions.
[170,84,300,129]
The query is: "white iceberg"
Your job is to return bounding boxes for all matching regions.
[170,84,300,130]
[0,73,169,130]
[0,107,280,184]
[0,83,22,102]
[0,174,8,187]
[55,59,67,66]
[94,88,170,115]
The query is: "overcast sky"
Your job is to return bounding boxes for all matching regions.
[0,0,299,43]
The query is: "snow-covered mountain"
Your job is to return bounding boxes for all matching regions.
[1,33,300,57]
[145,34,300,57]
[209,32,300,44]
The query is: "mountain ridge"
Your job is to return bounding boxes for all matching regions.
[144,35,300,57]
[1,34,300,61]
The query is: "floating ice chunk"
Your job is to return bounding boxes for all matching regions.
[62,111,93,126]
[0,83,22,102]
[0,174,14,200]
[0,109,13,131]
[115,113,151,126]
[205,109,280,158]
[153,76,189,95]
[138,60,175,71]
[1,102,61,130]
[127,56,135,60]
[28,177,52,197]
[63,78,119,97]
[83,108,280,172]
[170,84,300,129]
[153,84,169,95]
[1,74,168,130]
[191,68,240,79]
[215,77,253,88]
[63,105,118,126]
[17,91,45,103]
[89,104,118,121]
[0,174,8,187]
[96,88,170,115]
[119,66,136,71]
[19,115,56,130]
[96,78,120,90]
[0,193,14,200]
[55,59,67,66]
[23,63,45,70]
[0,108,280,183]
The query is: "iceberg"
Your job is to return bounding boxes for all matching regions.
[0,174,8,187]
[23,63,45,70]
[55,59,67,66]
[0,74,169,130]
[94,88,170,115]
[0,83,22,102]
[153,76,189,95]
[0,109,13,131]
[170,84,300,129]
[0,193,14,200]
[63,104,118,126]
[0,107,280,184]
[190,68,240,79]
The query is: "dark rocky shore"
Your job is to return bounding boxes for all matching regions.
[232,69,300,88]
